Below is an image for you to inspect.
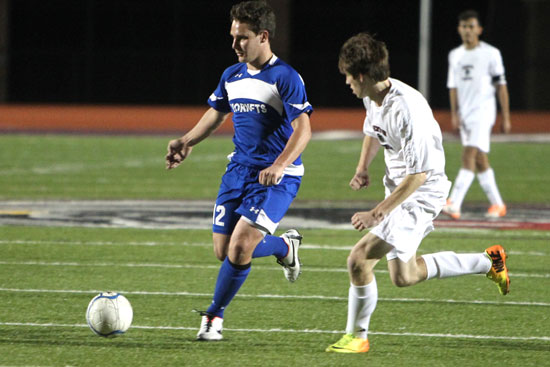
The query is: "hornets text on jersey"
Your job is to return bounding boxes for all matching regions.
[208,55,313,176]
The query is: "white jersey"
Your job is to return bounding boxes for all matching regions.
[362,78,450,198]
[447,41,506,121]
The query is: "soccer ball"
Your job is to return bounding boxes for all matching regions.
[86,292,133,337]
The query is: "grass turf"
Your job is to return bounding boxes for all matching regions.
[0,226,549,366]
[0,134,549,203]
[1,134,549,365]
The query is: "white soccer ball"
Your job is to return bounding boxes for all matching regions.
[86,292,133,337]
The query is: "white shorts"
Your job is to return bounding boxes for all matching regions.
[370,191,446,263]
[460,107,496,153]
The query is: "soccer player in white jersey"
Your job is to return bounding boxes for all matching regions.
[165,1,313,341]
[325,33,510,354]
[443,10,511,220]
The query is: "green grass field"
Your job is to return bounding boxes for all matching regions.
[1,134,550,366]
[1,135,550,203]
[1,226,549,366]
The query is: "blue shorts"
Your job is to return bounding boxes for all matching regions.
[212,161,301,235]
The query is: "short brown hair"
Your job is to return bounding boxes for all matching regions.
[230,1,276,39]
[338,33,390,81]
[458,9,481,24]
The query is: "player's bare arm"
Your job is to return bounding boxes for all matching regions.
[350,135,380,190]
[449,88,460,132]
[259,112,311,186]
[497,84,511,134]
[351,172,427,231]
[166,108,230,170]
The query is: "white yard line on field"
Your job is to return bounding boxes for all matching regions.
[1,239,549,257]
[0,239,211,247]
[0,156,222,176]
[0,321,548,342]
[0,287,549,307]
[0,260,548,279]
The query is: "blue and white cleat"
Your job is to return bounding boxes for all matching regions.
[196,311,223,341]
[277,229,303,282]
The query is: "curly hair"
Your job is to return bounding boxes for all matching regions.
[338,33,390,82]
[230,1,276,39]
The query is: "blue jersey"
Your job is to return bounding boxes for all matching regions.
[208,55,313,175]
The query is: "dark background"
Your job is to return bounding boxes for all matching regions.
[7,0,550,109]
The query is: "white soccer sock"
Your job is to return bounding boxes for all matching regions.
[345,279,378,340]
[477,168,504,206]
[422,252,492,279]
[449,169,475,208]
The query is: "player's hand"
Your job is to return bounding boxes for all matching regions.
[165,138,193,170]
[350,170,370,190]
[351,210,384,231]
[259,164,285,186]
[501,117,512,134]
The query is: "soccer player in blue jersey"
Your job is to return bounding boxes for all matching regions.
[165,0,313,341]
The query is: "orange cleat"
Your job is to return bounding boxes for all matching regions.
[485,204,507,218]
[485,245,510,295]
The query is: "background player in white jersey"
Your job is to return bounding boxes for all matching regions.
[165,0,313,341]
[443,10,511,220]
[325,33,510,354]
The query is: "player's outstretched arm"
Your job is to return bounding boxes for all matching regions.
[165,108,230,170]
[350,135,380,190]
[259,112,311,186]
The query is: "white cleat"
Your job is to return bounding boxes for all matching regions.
[441,200,461,220]
[277,229,303,283]
[196,312,223,341]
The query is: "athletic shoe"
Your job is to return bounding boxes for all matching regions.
[441,199,461,220]
[196,311,223,341]
[277,229,303,282]
[485,204,507,218]
[325,333,370,353]
[485,245,510,295]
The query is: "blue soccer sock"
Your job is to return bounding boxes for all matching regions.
[206,257,251,318]
[252,235,289,259]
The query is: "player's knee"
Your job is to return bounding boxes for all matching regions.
[229,242,248,257]
[347,249,366,273]
[213,240,229,261]
[347,255,376,280]
[214,249,227,262]
[462,147,477,163]
[476,158,489,171]
[347,255,361,274]
[213,233,230,261]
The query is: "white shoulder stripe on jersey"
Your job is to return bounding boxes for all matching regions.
[209,93,224,101]
[225,78,284,115]
[288,102,312,111]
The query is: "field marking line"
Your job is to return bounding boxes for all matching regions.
[1,322,549,342]
[1,239,549,257]
[0,156,226,176]
[1,287,549,307]
[1,260,548,279]
[0,260,349,273]
[0,239,204,247]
